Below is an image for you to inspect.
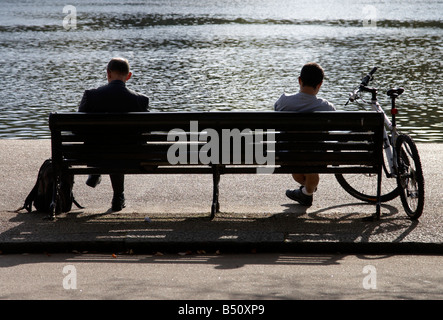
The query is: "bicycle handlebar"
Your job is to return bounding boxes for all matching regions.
[360,67,377,86]
[346,67,378,105]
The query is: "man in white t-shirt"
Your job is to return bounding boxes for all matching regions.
[274,62,336,206]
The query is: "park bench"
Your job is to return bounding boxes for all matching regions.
[49,111,385,220]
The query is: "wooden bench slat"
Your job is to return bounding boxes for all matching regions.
[49,111,385,220]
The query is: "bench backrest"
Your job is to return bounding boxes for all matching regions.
[49,111,384,175]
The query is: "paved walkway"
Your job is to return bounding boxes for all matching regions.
[0,140,442,254]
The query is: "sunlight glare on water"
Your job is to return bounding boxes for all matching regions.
[0,0,441,141]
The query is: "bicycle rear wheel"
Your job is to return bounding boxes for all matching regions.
[335,149,399,203]
[396,134,424,220]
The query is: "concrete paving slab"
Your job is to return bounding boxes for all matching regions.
[0,139,442,254]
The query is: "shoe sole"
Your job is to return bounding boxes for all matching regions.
[285,191,312,206]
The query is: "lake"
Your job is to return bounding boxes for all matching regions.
[0,0,441,141]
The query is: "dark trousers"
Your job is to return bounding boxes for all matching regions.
[110,174,124,196]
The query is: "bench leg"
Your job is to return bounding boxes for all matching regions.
[362,169,382,221]
[375,168,382,220]
[364,169,382,221]
[211,165,221,220]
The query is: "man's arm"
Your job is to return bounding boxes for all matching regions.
[78,90,89,112]
[274,94,284,111]
[137,94,150,112]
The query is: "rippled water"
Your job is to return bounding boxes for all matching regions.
[0,0,442,141]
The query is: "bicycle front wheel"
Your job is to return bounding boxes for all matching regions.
[396,134,425,220]
[335,148,399,203]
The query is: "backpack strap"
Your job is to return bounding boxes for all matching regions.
[15,183,39,213]
[72,197,84,209]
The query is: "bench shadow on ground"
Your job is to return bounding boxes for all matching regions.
[4,200,418,249]
[0,202,420,270]
[275,202,418,244]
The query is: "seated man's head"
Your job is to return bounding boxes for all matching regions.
[107,57,132,83]
[299,62,324,94]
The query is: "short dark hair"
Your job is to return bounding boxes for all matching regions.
[107,57,130,76]
[299,62,324,88]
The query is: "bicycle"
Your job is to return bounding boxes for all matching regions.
[335,67,425,220]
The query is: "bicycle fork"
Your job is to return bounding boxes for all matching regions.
[371,99,397,178]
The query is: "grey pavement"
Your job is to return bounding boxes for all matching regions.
[2,253,443,299]
[0,139,442,254]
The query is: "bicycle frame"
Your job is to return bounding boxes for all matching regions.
[347,67,402,179]
[368,95,398,177]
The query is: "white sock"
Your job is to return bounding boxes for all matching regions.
[301,186,313,196]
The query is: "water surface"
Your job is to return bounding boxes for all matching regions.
[0,0,441,141]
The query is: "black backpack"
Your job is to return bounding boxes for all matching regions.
[17,159,83,214]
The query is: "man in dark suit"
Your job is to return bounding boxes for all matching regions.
[78,57,149,211]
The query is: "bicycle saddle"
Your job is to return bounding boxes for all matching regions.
[387,87,404,97]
